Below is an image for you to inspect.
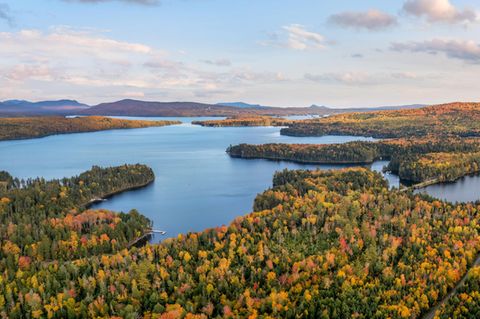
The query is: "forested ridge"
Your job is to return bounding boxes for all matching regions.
[191,103,480,139]
[0,168,479,318]
[192,116,294,127]
[0,116,181,141]
[280,103,480,138]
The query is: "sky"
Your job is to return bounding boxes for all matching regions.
[0,0,479,107]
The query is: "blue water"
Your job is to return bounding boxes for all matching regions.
[415,173,480,203]
[2,117,474,242]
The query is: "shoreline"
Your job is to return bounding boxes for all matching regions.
[400,178,440,192]
[228,152,480,194]
[228,153,375,165]
[81,178,155,209]
[405,169,480,193]
[0,121,181,143]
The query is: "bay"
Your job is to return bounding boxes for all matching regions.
[4,117,476,242]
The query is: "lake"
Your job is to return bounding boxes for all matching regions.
[415,173,480,203]
[0,117,476,241]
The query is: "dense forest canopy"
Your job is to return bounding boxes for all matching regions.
[2,102,480,318]
[193,116,294,127]
[1,167,479,318]
[0,116,181,141]
[435,266,480,318]
[280,103,480,138]
[0,164,154,266]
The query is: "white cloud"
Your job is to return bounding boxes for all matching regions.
[261,24,327,51]
[305,72,376,85]
[3,64,55,81]
[391,39,480,63]
[284,24,326,50]
[328,9,397,31]
[403,0,478,24]
[0,27,292,103]
[0,27,152,62]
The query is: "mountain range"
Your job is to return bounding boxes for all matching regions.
[0,99,427,117]
[0,100,89,116]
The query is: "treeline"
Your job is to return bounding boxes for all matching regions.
[227,142,380,164]
[192,116,294,127]
[1,168,480,318]
[0,116,181,141]
[280,102,480,138]
[227,138,480,183]
[0,164,154,267]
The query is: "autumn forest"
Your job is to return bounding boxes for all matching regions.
[0,102,479,318]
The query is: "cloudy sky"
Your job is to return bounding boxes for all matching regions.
[0,0,479,107]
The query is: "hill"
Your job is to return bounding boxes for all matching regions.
[80,99,244,117]
[0,98,427,118]
[0,99,89,116]
[216,102,271,109]
[81,99,428,117]
[281,102,480,138]
[80,99,342,117]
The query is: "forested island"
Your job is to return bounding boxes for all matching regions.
[0,116,181,141]
[193,116,294,127]
[227,138,480,184]
[1,167,479,318]
[224,103,480,188]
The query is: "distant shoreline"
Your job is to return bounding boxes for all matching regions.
[0,116,181,142]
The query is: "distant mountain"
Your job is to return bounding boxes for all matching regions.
[81,99,243,117]
[80,99,340,117]
[0,98,429,117]
[309,104,332,110]
[216,102,271,109]
[0,99,89,116]
[309,104,427,112]
[59,99,431,117]
[216,103,427,113]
